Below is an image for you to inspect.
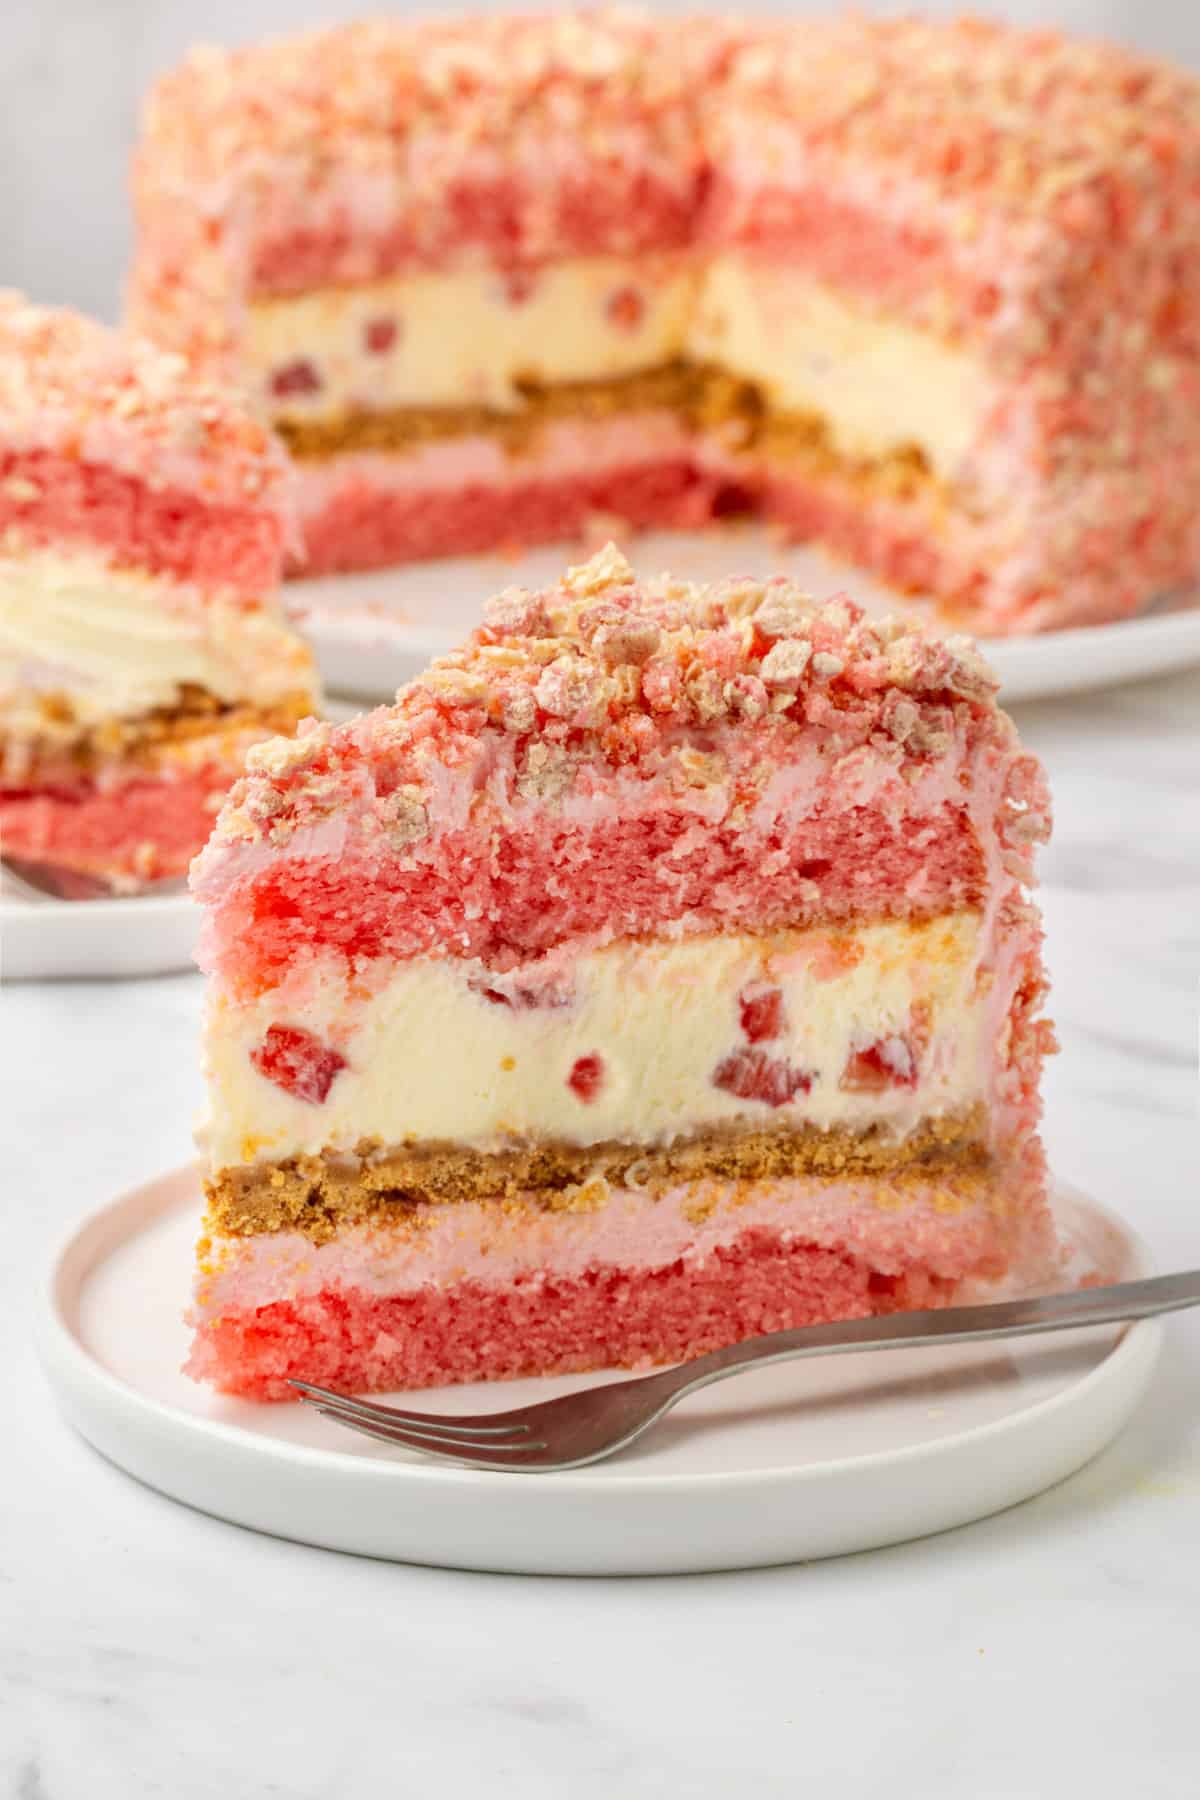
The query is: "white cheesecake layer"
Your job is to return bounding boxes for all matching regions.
[688,255,997,482]
[0,547,315,734]
[249,255,701,421]
[251,250,995,485]
[202,912,993,1174]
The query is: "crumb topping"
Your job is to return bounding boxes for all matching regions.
[140,11,1200,215]
[137,11,704,191]
[134,10,1200,260]
[0,291,290,508]
[715,15,1200,210]
[207,545,1009,859]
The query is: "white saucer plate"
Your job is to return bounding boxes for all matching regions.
[286,529,1200,706]
[39,1167,1160,1574]
[1,881,200,982]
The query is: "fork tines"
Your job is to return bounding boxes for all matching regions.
[290,1381,548,1461]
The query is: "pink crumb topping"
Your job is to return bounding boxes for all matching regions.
[193,546,1048,992]
[0,291,291,523]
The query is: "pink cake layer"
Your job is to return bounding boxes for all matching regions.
[189,1153,1057,1400]
[0,764,230,883]
[187,1236,961,1400]
[0,449,286,595]
[250,179,699,298]
[197,717,1040,997]
[207,793,990,992]
[292,457,719,577]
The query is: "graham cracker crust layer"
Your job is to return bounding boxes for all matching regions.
[1,685,313,786]
[275,360,942,507]
[205,1109,989,1244]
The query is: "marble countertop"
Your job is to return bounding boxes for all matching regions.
[4,666,1198,1799]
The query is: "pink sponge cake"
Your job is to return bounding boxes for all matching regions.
[128,12,1200,633]
[187,545,1058,1400]
[0,294,318,887]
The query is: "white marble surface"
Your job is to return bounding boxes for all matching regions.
[2,662,1197,1795]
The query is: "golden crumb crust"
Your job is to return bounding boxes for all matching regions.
[275,360,942,509]
[0,687,314,785]
[203,1109,989,1244]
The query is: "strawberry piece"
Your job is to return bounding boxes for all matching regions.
[738,983,784,1043]
[841,1041,915,1091]
[469,974,572,1009]
[842,1005,930,1092]
[251,1025,347,1104]
[713,1048,812,1107]
[504,269,539,306]
[568,1053,605,1102]
[270,359,322,398]
[606,286,645,331]
[364,317,399,354]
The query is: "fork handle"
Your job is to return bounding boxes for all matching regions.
[655,1269,1200,1408]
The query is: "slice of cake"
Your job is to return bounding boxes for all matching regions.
[128,12,717,579]
[0,294,318,887]
[188,545,1058,1400]
[128,12,1200,634]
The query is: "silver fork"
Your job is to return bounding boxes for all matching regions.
[1,856,188,901]
[292,1268,1200,1473]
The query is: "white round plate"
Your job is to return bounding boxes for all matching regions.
[39,1166,1159,1574]
[1,881,199,982]
[285,529,1200,706]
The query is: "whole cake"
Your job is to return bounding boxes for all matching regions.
[188,545,1057,1400]
[129,11,1200,633]
[0,294,318,887]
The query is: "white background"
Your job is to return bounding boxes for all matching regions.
[4,3,1200,1794]
[3,0,1199,320]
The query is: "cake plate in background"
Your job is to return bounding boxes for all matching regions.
[285,530,1200,705]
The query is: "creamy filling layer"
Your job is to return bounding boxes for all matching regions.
[249,255,701,421]
[687,256,997,484]
[251,254,996,487]
[202,912,995,1175]
[0,547,317,736]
